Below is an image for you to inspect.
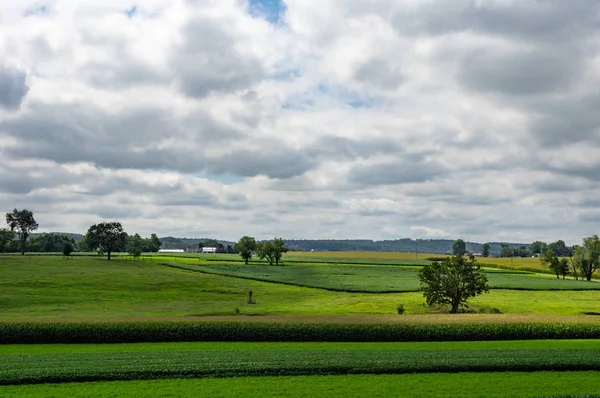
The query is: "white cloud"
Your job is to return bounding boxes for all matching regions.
[410,226,449,238]
[0,0,599,244]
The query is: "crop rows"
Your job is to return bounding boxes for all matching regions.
[170,263,600,293]
[1,344,600,385]
[2,321,600,344]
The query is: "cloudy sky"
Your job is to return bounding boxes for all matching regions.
[1,0,599,244]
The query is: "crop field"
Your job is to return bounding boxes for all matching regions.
[1,340,599,385]
[1,372,599,398]
[1,252,600,397]
[176,263,600,292]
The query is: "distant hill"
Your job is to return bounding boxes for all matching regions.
[159,237,236,250]
[284,239,530,256]
[28,234,529,256]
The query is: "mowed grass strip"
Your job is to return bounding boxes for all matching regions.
[177,263,600,292]
[2,371,600,398]
[1,340,599,385]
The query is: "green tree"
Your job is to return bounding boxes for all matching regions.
[5,209,38,255]
[256,238,289,266]
[28,233,76,252]
[0,228,14,252]
[85,222,128,260]
[62,241,74,258]
[418,255,489,313]
[202,239,219,248]
[234,236,257,264]
[530,241,548,256]
[148,233,162,252]
[573,235,600,281]
[500,244,513,258]
[548,240,571,257]
[514,245,528,258]
[452,239,466,256]
[541,250,569,279]
[481,243,490,258]
[128,233,144,260]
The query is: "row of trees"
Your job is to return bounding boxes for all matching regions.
[234,236,289,265]
[451,238,576,258]
[1,210,163,260]
[541,235,600,281]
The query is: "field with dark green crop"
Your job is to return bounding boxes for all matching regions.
[175,263,600,292]
[1,340,599,385]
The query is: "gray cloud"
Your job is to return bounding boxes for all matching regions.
[348,156,445,186]
[172,19,265,98]
[0,67,29,110]
[459,47,580,96]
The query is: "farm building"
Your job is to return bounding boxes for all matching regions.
[202,247,217,253]
[158,249,185,253]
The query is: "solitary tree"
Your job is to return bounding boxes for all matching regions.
[418,255,489,313]
[85,222,128,260]
[256,238,289,266]
[128,233,144,260]
[235,236,257,264]
[481,243,490,258]
[0,228,14,252]
[62,241,74,258]
[452,239,467,256]
[5,209,38,255]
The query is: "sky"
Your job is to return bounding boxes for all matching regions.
[1,0,599,244]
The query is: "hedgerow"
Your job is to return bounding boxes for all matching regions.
[1,321,600,344]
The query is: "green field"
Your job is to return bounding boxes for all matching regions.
[2,255,600,318]
[2,252,600,397]
[175,263,600,292]
[1,371,598,398]
[1,340,599,385]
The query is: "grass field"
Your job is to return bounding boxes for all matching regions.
[1,340,599,384]
[1,371,599,398]
[175,263,600,293]
[2,255,600,318]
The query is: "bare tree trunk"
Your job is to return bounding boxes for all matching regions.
[107,251,111,261]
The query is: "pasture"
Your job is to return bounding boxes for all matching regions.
[1,255,600,318]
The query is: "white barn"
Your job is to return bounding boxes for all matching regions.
[202,247,217,253]
[158,249,185,253]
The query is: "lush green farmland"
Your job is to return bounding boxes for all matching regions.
[179,263,600,292]
[1,252,600,397]
[1,340,599,385]
[2,371,598,398]
[1,255,600,318]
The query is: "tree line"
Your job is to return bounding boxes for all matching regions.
[0,210,162,259]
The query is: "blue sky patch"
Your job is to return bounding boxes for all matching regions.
[248,0,286,24]
[24,4,48,17]
[125,6,137,18]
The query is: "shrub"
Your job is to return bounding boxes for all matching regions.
[426,257,448,262]
[245,291,256,304]
[396,304,405,315]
